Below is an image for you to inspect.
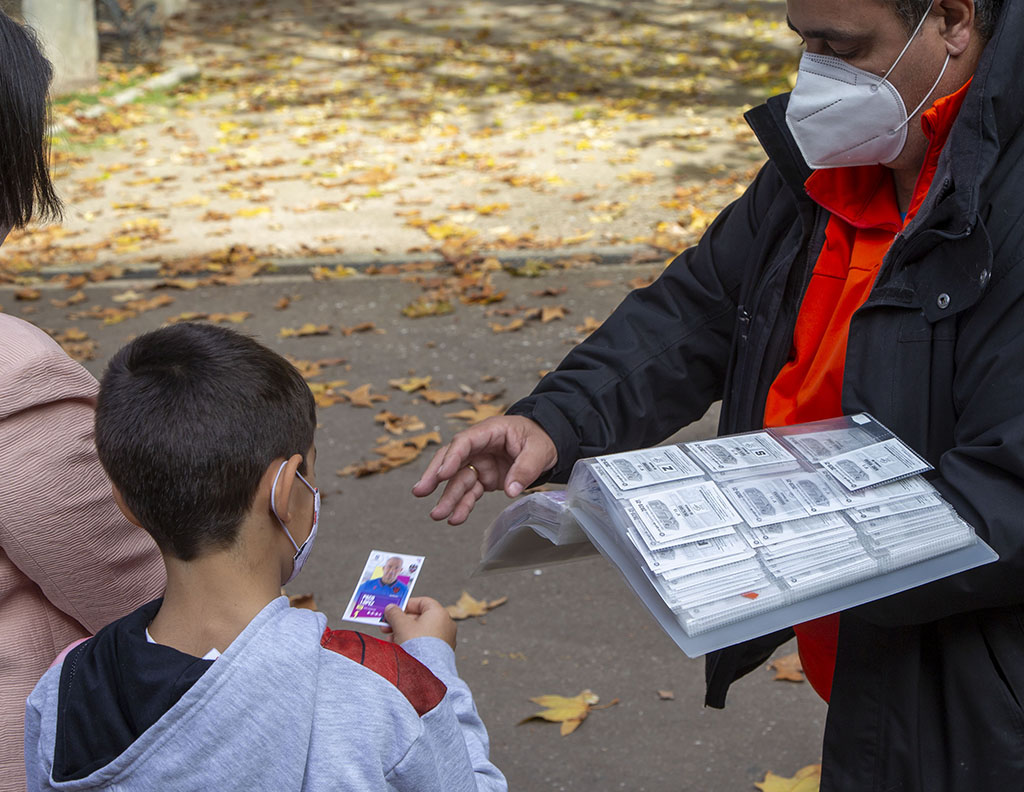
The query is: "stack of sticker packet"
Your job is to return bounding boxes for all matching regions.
[566,414,979,636]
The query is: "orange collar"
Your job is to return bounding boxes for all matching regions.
[804,78,973,232]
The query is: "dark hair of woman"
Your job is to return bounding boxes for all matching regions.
[0,10,63,230]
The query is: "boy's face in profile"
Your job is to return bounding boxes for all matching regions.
[381,556,403,584]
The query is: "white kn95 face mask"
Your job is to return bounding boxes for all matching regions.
[785,9,950,169]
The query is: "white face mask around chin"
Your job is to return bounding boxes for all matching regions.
[784,10,950,169]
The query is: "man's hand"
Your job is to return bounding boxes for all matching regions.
[412,415,557,525]
[381,597,457,648]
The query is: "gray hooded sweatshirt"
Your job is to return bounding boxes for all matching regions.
[25,597,506,791]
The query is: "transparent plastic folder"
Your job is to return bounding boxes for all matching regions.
[480,414,998,657]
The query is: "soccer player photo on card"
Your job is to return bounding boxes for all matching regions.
[344,550,424,624]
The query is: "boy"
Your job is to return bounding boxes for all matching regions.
[24,323,507,791]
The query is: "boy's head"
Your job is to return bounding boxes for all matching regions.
[95,323,317,561]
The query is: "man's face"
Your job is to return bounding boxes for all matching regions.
[786,0,957,171]
[381,557,403,584]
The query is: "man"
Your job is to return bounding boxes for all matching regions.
[414,1,1024,789]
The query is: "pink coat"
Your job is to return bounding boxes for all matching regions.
[0,315,164,790]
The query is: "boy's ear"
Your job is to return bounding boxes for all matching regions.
[110,484,143,528]
[268,453,304,522]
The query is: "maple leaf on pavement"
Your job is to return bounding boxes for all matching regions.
[446,404,505,424]
[340,384,388,407]
[420,388,461,405]
[388,375,432,392]
[280,323,331,338]
[446,591,508,620]
[754,764,822,792]
[769,652,805,683]
[519,689,618,736]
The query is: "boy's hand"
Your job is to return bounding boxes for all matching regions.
[381,597,457,649]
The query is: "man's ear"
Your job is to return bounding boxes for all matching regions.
[111,484,143,528]
[268,454,304,523]
[937,0,976,56]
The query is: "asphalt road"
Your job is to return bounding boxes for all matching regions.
[5,261,827,791]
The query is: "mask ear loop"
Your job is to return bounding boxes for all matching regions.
[891,52,951,134]
[875,6,933,90]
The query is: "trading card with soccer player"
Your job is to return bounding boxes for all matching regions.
[343,550,424,625]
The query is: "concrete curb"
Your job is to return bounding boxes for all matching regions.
[35,243,668,282]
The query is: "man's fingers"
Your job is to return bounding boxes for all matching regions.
[504,435,557,496]
[447,480,486,526]
[428,466,480,521]
[412,444,456,497]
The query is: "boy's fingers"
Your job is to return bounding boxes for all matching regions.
[382,604,407,626]
[402,597,432,616]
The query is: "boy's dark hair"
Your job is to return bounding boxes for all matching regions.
[0,10,62,229]
[96,323,317,561]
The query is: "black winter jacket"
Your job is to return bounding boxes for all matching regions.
[507,5,1024,790]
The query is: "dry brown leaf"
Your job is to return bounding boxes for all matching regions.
[531,286,568,298]
[446,404,505,424]
[207,311,251,324]
[340,321,378,336]
[446,591,508,620]
[420,388,461,405]
[168,312,209,323]
[769,653,805,683]
[375,410,426,435]
[586,279,615,288]
[518,690,617,736]
[280,323,331,338]
[340,383,388,408]
[540,305,567,323]
[575,316,603,335]
[401,298,454,318]
[287,593,318,611]
[122,294,174,314]
[388,376,432,393]
[50,290,87,308]
[311,265,357,281]
[112,289,146,303]
[157,278,199,291]
[337,431,441,478]
[15,288,41,301]
[489,319,524,333]
[275,295,291,310]
[754,764,822,792]
[657,690,675,700]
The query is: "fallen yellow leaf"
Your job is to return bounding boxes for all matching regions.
[446,591,508,620]
[340,383,388,408]
[446,404,505,424]
[769,652,805,683]
[388,376,432,393]
[280,323,331,338]
[519,690,617,736]
[754,764,822,792]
